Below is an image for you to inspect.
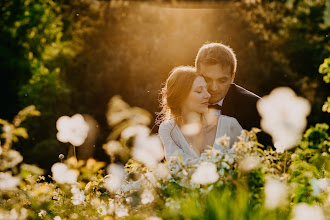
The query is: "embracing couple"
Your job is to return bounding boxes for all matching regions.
[157,43,268,166]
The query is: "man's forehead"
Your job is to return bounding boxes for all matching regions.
[200,63,232,77]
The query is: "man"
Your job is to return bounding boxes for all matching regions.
[195,42,272,146]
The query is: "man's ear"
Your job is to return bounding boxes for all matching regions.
[230,73,235,83]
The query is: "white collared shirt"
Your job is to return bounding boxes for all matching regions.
[209,98,224,116]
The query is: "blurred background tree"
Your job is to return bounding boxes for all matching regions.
[1,0,329,170]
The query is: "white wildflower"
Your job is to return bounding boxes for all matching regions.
[264,177,288,209]
[216,135,230,148]
[38,210,47,218]
[121,125,150,139]
[56,114,89,146]
[141,189,154,204]
[146,216,162,220]
[54,216,61,220]
[103,140,122,156]
[132,135,164,169]
[238,156,261,172]
[51,163,78,184]
[115,205,129,218]
[191,162,219,185]
[153,163,170,180]
[257,87,311,151]
[292,203,325,220]
[104,164,125,193]
[311,178,329,196]
[97,205,107,216]
[71,185,85,205]
[0,172,20,190]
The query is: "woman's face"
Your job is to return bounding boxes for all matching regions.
[181,76,211,114]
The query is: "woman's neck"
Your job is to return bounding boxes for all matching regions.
[180,111,203,126]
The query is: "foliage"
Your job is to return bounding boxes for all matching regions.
[238,0,330,125]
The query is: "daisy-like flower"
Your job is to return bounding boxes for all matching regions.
[121,125,150,139]
[191,162,219,185]
[291,203,325,220]
[71,185,85,205]
[115,205,129,218]
[56,114,89,146]
[141,189,154,204]
[51,163,78,184]
[257,87,311,151]
[132,135,164,169]
[238,156,261,173]
[264,177,288,209]
[104,164,125,193]
[0,172,20,190]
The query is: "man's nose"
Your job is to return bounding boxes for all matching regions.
[209,81,218,91]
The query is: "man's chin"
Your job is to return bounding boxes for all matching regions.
[210,97,222,104]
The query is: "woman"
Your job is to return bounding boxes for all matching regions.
[157,66,243,166]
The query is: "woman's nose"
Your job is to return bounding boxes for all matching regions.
[204,90,211,99]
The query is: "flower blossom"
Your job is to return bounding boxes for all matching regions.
[0,172,20,190]
[121,125,150,139]
[191,162,219,185]
[56,114,89,146]
[264,177,288,209]
[132,135,164,169]
[51,163,78,184]
[292,203,325,220]
[104,164,125,193]
[140,189,154,204]
[71,185,85,205]
[257,87,311,151]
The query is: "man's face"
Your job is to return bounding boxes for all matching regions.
[200,63,235,104]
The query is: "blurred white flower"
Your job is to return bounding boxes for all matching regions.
[104,164,125,193]
[132,135,164,169]
[54,216,61,220]
[141,189,154,204]
[292,203,325,220]
[264,177,288,209]
[191,162,219,185]
[71,185,85,205]
[311,178,329,196]
[0,172,20,190]
[0,150,23,171]
[153,163,170,180]
[146,216,162,220]
[103,140,122,156]
[56,114,89,146]
[238,156,261,173]
[97,205,107,216]
[257,87,311,150]
[121,125,150,139]
[107,96,131,126]
[38,210,47,218]
[115,205,129,218]
[51,163,78,184]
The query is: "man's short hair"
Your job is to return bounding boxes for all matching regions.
[195,42,237,75]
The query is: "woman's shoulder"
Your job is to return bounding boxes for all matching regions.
[159,119,176,131]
